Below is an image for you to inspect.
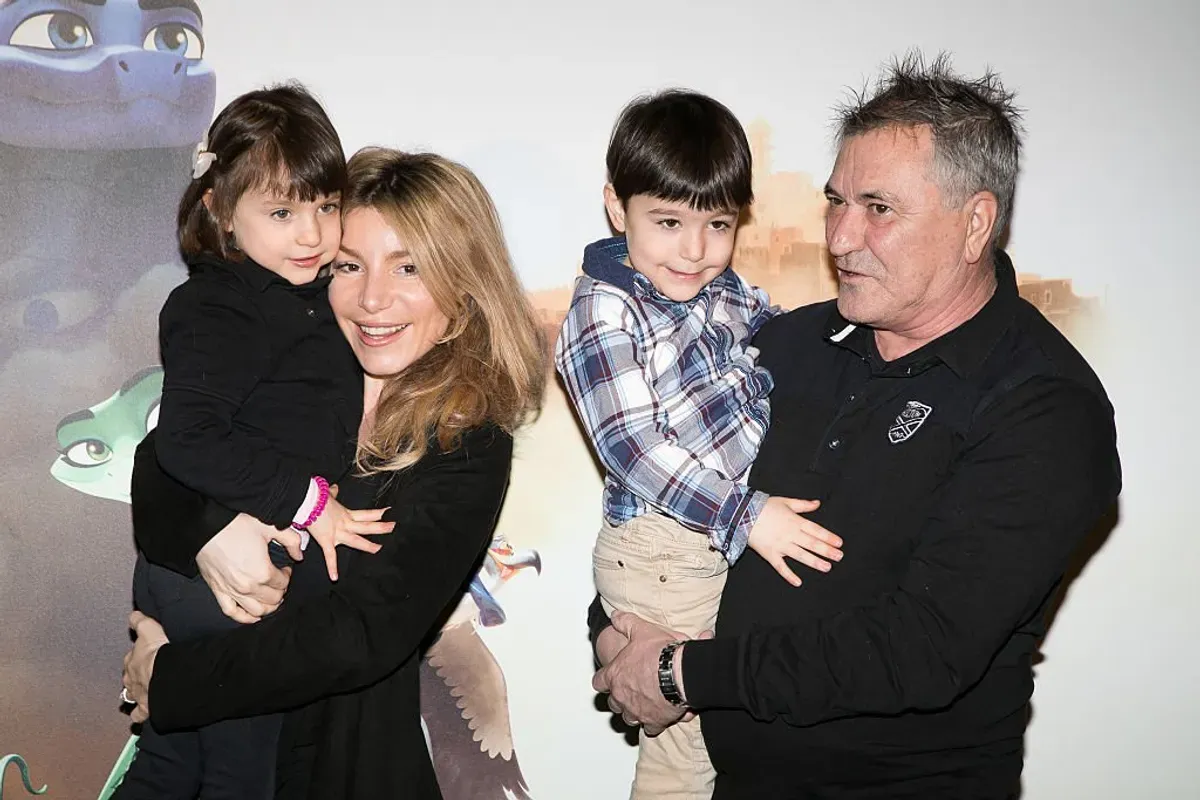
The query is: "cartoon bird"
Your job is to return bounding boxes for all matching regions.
[420,536,542,800]
[50,366,162,503]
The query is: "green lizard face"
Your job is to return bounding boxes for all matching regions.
[50,366,162,504]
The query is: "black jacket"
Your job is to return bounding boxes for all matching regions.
[146,426,512,799]
[148,254,361,533]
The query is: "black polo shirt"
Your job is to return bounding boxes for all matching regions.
[593,252,1119,797]
[136,255,361,568]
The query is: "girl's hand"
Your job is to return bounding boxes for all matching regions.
[304,485,394,581]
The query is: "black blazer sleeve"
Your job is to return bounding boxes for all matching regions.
[131,429,236,578]
[155,279,311,528]
[147,426,512,731]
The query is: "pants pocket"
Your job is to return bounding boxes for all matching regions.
[593,528,628,616]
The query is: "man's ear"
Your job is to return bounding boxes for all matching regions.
[963,191,999,265]
[603,184,627,233]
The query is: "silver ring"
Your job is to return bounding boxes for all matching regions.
[121,687,136,706]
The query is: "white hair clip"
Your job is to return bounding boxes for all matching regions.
[192,135,217,180]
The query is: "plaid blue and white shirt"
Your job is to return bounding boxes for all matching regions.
[555,237,778,562]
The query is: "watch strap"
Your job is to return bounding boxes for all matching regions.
[658,641,686,706]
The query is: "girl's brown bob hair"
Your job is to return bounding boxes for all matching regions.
[178,82,347,261]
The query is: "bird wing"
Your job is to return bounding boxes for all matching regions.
[426,623,517,761]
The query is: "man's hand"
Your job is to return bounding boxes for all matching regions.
[592,611,688,732]
[122,611,169,724]
[196,513,292,624]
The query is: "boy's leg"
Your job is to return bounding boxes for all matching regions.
[594,515,727,800]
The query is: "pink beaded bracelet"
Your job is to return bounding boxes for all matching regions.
[292,475,330,531]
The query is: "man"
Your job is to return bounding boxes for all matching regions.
[591,52,1121,798]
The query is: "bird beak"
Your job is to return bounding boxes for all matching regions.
[494,547,542,575]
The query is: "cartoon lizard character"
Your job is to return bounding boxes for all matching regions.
[0,0,215,365]
[50,366,162,504]
[0,754,47,798]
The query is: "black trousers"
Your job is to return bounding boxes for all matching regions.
[112,553,283,800]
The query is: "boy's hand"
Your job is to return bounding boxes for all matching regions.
[748,497,843,587]
[305,485,395,581]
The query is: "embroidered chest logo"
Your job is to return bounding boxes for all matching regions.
[888,401,933,444]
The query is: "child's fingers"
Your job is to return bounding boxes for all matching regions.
[785,542,832,573]
[338,533,383,555]
[796,529,843,562]
[798,518,843,549]
[780,497,821,514]
[349,507,391,522]
[351,520,395,535]
[770,557,803,587]
[317,538,340,582]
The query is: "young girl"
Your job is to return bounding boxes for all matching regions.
[115,84,392,800]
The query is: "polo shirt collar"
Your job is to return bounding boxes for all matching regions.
[824,249,1020,379]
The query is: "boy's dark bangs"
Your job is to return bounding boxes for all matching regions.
[647,158,749,213]
[613,124,753,212]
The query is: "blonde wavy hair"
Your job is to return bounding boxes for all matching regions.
[344,148,546,473]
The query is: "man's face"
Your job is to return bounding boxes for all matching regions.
[824,125,971,334]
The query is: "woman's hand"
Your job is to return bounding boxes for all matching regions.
[303,485,394,582]
[196,513,294,623]
[122,611,169,724]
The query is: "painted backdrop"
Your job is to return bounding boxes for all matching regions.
[2,1,1197,798]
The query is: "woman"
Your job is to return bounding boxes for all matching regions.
[119,147,546,798]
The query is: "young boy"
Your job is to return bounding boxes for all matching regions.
[556,90,844,798]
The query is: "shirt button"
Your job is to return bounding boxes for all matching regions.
[848,394,856,402]
[306,308,316,317]
[829,439,841,450]
[659,575,668,583]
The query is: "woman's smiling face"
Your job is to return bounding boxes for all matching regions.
[328,207,449,379]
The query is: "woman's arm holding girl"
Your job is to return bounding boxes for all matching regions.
[125,426,511,729]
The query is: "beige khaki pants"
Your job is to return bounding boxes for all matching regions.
[594,513,728,800]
